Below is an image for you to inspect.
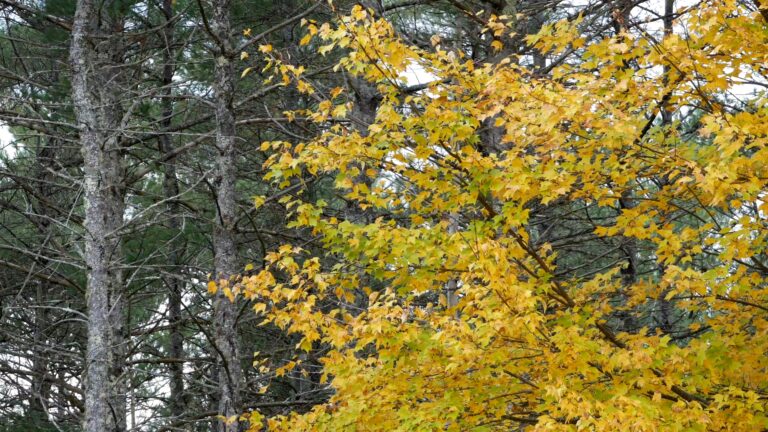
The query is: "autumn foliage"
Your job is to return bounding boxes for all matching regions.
[225,1,768,430]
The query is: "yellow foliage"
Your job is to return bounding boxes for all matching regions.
[238,1,768,430]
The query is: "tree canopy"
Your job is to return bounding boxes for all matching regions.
[228,1,768,430]
[2,0,768,430]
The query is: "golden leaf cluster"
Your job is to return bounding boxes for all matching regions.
[236,2,768,430]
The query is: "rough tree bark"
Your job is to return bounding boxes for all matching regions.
[70,1,127,431]
[27,138,55,426]
[209,1,244,430]
[158,0,187,422]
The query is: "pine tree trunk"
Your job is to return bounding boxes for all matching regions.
[210,1,244,430]
[70,1,127,430]
[28,138,55,425]
[158,0,187,421]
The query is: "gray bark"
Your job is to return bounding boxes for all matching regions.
[158,0,187,421]
[209,1,244,430]
[347,75,381,133]
[661,0,675,124]
[445,215,459,309]
[656,0,676,335]
[28,139,55,424]
[70,1,127,430]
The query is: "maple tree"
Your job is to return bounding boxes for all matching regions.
[215,0,768,430]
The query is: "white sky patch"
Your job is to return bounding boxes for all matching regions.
[0,123,16,160]
[402,61,436,87]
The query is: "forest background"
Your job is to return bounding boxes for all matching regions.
[1,0,768,431]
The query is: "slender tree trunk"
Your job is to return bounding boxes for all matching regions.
[30,280,51,422]
[210,1,244,430]
[28,139,55,425]
[661,0,675,124]
[657,0,676,334]
[158,0,187,421]
[70,2,127,430]
[348,75,380,132]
